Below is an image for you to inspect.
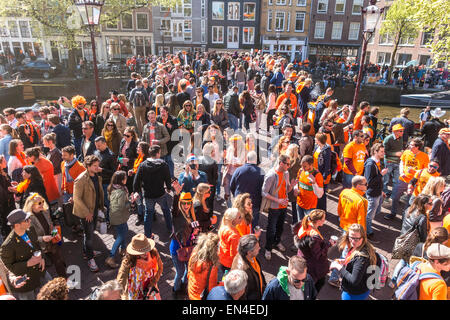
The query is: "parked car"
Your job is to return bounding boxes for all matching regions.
[14,60,62,79]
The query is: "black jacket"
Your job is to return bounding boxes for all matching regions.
[118,139,138,172]
[401,211,428,243]
[198,156,218,186]
[133,158,171,199]
[50,124,71,150]
[364,157,383,198]
[421,119,446,148]
[78,134,97,163]
[339,251,371,295]
[94,147,117,185]
[68,109,90,139]
[176,91,191,110]
[193,97,211,114]
[224,92,241,117]
[157,115,179,154]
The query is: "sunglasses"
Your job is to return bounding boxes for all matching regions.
[35,201,44,206]
[185,104,192,107]
[124,134,131,138]
[180,201,192,205]
[107,124,114,127]
[113,108,120,111]
[349,236,362,241]
[82,127,89,130]
[429,165,439,169]
[292,278,306,284]
[216,102,223,105]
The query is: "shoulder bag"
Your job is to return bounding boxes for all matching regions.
[391,215,425,261]
[260,173,283,213]
[200,263,214,300]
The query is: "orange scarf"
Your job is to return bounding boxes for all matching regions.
[249,257,263,294]
[16,152,28,167]
[133,154,144,173]
[17,179,30,193]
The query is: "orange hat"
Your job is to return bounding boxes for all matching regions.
[290,71,297,78]
[392,124,404,131]
[439,128,450,135]
[180,192,192,202]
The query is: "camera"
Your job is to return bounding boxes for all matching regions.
[189,164,197,170]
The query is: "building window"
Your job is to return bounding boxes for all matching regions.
[228,2,240,20]
[377,52,391,65]
[268,0,273,5]
[8,21,19,38]
[106,19,118,30]
[121,13,133,30]
[267,10,273,31]
[419,54,430,66]
[19,21,31,38]
[295,12,305,32]
[160,6,170,12]
[275,12,286,31]
[172,20,183,41]
[228,26,239,44]
[352,0,363,15]
[399,36,415,46]
[397,53,412,65]
[201,0,206,17]
[106,36,120,60]
[314,21,326,39]
[297,0,306,6]
[348,22,360,40]
[201,20,206,43]
[243,3,256,21]
[276,0,286,5]
[212,26,224,43]
[184,0,192,17]
[421,30,434,46]
[379,33,393,45]
[286,12,291,32]
[160,19,171,37]
[243,27,255,44]
[318,0,328,13]
[30,21,40,38]
[136,13,148,30]
[212,2,225,20]
[331,21,343,40]
[184,20,192,41]
[335,0,345,14]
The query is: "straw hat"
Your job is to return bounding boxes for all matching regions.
[431,108,446,118]
[126,234,155,256]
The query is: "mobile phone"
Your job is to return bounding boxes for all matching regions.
[15,275,27,286]
[191,221,200,228]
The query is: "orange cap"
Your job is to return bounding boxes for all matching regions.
[392,124,404,131]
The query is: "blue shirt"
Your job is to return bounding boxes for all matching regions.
[206,286,233,300]
[178,170,208,195]
[0,134,12,162]
[20,232,33,248]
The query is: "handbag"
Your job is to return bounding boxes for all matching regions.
[62,201,74,227]
[173,227,194,262]
[200,264,214,300]
[391,215,424,260]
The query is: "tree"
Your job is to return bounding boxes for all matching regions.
[378,0,419,81]
[0,0,178,75]
[409,0,450,66]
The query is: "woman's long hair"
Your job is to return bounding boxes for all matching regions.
[338,223,377,266]
[423,227,448,253]
[407,194,431,218]
[107,170,127,195]
[233,193,252,225]
[193,183,210,206]
[422,176,446,197]
[188,232,219,271]
[23,165,44,185]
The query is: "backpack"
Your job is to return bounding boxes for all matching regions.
[133,90,146,107]
[393,261,443,300]
[376,252,389,289]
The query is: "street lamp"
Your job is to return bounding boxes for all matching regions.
[276,31,281,55]
[351,0,383,110]
[159,26,167,57]
[74,0,104,101]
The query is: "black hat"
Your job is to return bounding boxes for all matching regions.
[7,209,31,226]
[110,90,119,96]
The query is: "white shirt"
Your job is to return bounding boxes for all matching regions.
[205,92,220,108]
[8,118,18,129]
[7,155,23,180]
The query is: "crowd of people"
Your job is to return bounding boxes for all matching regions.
[0,49,449,301]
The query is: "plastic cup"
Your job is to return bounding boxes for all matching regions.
[33,251,41,258]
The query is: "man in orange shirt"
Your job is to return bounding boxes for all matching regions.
[391,138,429,219]
[294,155,324,221]
[261,154,294,261]
[408,160,440,200]
[275,81,298,119]
[417,243,450,300]
[342,130,366,189]
[353,101,370,131]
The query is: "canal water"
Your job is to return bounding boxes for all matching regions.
[376,105,423,123]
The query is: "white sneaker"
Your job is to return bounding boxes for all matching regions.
[276,243,286,252]
[87,258,99,272]
[265,250,272,261]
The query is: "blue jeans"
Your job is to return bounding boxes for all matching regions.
[296,206,313,223]
[73,137,82,158]
[216,163,223,196]
[366,194,383,235]
[162,154,175,178]
[251,206,261,230]
[144,194,173,238]
[383,161,399,197]
[391,180,410,218]
[341,290,370,300]
[110,223,128,257]
[343,172,354,189]
[228,113,239,131]
[391,259,407,285]
[171,251,188,291]
[102,184,110,222]
[265,208,287,251]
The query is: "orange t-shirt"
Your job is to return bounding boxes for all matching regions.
[343,141,367,175]
[399,150,429,183]
[277,171,288,209]
[413,169,440,196]
[353,110,365,130]
[417,262,447,300]
[296,169,324,209]
[236,220,251,237]
[443,214,450,247]
[363,126,374,139]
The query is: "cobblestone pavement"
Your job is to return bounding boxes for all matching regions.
[52,121,404,300]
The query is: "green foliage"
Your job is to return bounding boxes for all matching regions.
[379,0,419,45]
[409,0,450,65]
